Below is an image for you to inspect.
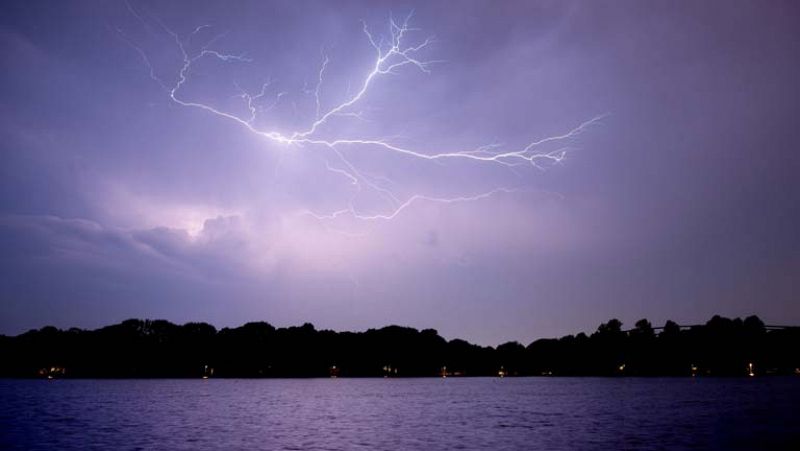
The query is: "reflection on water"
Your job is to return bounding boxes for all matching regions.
[1,377,798,450]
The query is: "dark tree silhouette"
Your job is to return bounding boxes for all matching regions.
[0,315,797,378]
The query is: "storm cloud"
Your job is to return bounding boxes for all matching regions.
[1,0,798,344]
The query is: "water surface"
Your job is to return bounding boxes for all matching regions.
[1,377,798,450]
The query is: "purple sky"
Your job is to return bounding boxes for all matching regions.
[1,1,798,345]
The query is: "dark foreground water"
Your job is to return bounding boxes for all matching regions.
[1,377,798,450]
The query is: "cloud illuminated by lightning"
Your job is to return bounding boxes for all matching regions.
[119,6,605,223]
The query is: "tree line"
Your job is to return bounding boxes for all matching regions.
[0,315,797,378]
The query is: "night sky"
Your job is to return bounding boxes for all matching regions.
[1,1,798,345]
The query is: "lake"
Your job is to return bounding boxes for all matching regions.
[1,377,798,450]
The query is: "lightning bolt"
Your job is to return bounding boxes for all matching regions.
[119,5,605,223]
